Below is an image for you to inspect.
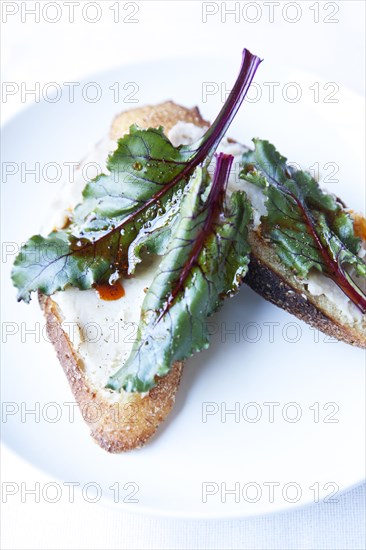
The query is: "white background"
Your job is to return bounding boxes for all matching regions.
[1,1,365,549]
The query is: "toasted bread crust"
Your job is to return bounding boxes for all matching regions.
[39,294,183,452]
[246,254,365,347]
[110,100,208,141]
[246,231,366,348]
[40,102,209,452]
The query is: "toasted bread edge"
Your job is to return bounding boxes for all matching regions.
[246,232,366,348]
[39,293,184,452]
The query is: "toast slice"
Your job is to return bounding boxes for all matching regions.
[246,230,366,348]
[40,101,365,454]
[40,102,209,453]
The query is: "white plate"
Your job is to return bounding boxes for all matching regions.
[1,56,365,519]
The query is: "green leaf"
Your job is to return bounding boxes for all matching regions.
[72,126,192,246]
[107,155,252,392]
[11,127,196,303]
[240,139,366,313]
[12,49,262,303]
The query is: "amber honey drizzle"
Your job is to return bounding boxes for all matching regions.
[94,281,125,301]
[353,214,366,241]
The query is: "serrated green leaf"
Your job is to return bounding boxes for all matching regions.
[240,139,366,313]
[12,49,262,303]
[107,156,252,392]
